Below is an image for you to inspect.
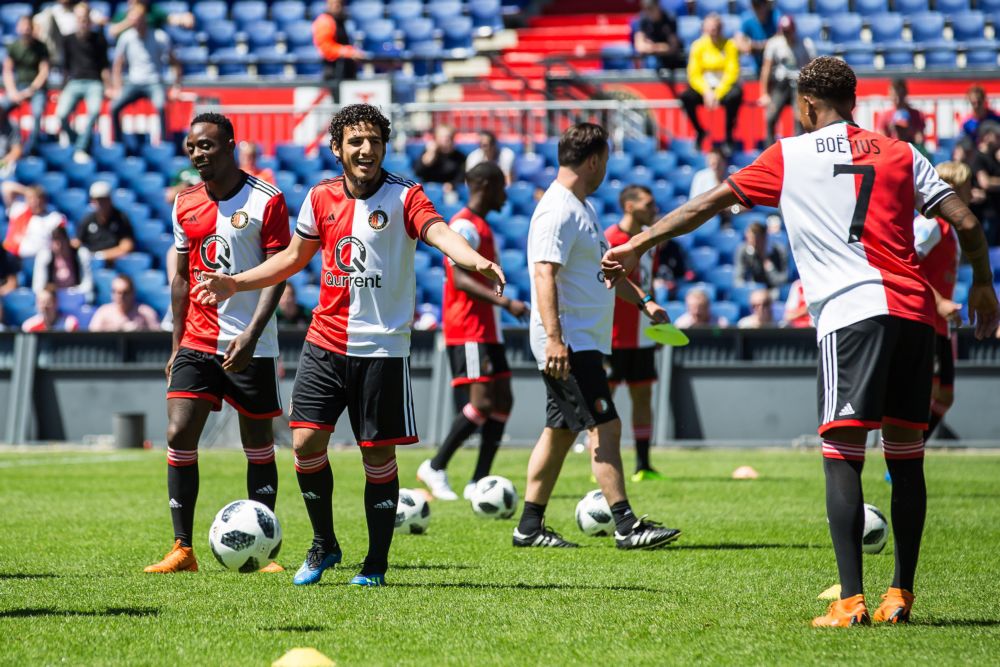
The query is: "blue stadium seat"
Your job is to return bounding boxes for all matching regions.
[308,0,327,18]
[893,0,928,13]
[713,300,740,323]
[722,14,742,38]
[934,0,969,13]
[275,170,297,193]
[141,144,175,172]
[854,0,888,15]
[923,41,957,67]
[92,143,126,171]
[882,41,915,67]
[606,153,634,182]
[353,1,386,24]
[114,253,153,279]
[14,157,45,184]
[141,284,172,318]
[688,247,720,277]
[651,182,675,212]
[979,0,1000,12]
[623,136,656,156]
[706,264,734,292]
[389,0,425,22]
[428,0,463,22]
[469,0,503,29]
[192,1,227,25]
[965,42,997,67]
[441,16,474,49]
[284,20,315,49]
[535,139,559,167]
[673,166,695,196]
[696,0,729,17]
[285,185,308,216]
[245,21,279,50]
[514,153,545,183]
[728,282,767,309]
[664,300,685,323]
[677,282,717,302]
[3,288,36,326]
[254,47,288,77]
[827,13,863,42]
[712,228,743,263]
[39,172,69,195]
[507,181,536,216]
[500,249,526,273]
[175,46,208,77]
[232,0,267,27]
[298,284,320,311]
[598,182,625,213]
[0,4,32,33]
[383,153,413,177]
[629,166,655,190]
[950,12,985,41]
[40,144,73,169]
[272,0,307,27]
[204,21,237,51]
[910,12,944,41]
[292,46,323,75]
[869,13,904,40]
[678,15,701,45]
[362,19,398,53]
[601,43,634,70]
[165,24,198,48]
[135,268,167,293]
[815,0,849,15]
[599,212,618,229]
[56,289,87,316]
[776,0,808,14]
[158,1,190,14]
[793,14,823,42]
[276,143,307,170]
[93,172,119,191]
[586,197,606,216]
[403,17,437,47]
[648,151,679,180]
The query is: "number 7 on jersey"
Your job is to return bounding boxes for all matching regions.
[833,164,875,243]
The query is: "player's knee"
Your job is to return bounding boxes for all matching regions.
[166,420,197,450]
[933,388,954,410]
[470,395,493,417]
[361,445,395,466]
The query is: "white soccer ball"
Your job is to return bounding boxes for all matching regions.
[575,489,614,537]
[863,503,889,554]
[470,475,518,519]
[395,488,431,534]
[208,500,282,572]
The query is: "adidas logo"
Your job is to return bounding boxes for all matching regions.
[838,402,856,417]
[301,491,321,500]
[255,485,276,495]
[372,499,396,510]
[169,498,182,509]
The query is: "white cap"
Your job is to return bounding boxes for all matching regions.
[89,181,112,199]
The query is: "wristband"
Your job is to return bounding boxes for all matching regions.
[639,294,653,309]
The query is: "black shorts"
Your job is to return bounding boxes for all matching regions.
[543,349,619,432]
[605,346,658,385]
[933,334,956,389]
[167,347,282,419]
[289,341,418,447]
[817,315,934,436]
[447,342,512,387]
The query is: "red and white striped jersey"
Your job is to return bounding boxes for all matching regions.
[605,223,657,349]
[173,174,290,357]
[727,122,953,340]
[443,207,502,345]
[295,172,444,357]
[914,215,960,336]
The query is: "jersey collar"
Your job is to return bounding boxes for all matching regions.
[342,169,387,200]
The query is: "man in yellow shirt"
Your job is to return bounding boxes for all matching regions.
[679,13,743,152]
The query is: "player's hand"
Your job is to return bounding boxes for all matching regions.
[704,90,717,109]
[222,332,256,373]
[544,339,570,380]
[601,242,639,287]
[758,94,771,107]
[967,282,1000,340]
[476,260,506,297]
[165,349,177,382]
[644,301,669,324]
[506,298,529,320]
[936,298,962,328]
[193,272,237,305]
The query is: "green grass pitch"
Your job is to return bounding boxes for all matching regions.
[1,447,999,666]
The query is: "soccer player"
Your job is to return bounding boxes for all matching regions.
[604,184,664,481]
[417,162,529,500]
[194,104,504,587]
[512,122,681,550]
[601,57,999,625]
[914,162,970,439]
[146,113,290,574]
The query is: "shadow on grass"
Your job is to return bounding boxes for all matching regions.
[672,543,823,551]
[262,625,328,633]
[0,607,159,618]
[916,619,1000,628]
[389,582,660,593]
[665,477,802,484]
[0,573,57,580]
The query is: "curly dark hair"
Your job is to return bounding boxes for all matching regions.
[797,56,856,104]
[191,112,234,142]
[328,104,392,151]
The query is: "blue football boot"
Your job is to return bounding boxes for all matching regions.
[349,573,386,587]
[292,545,342,586]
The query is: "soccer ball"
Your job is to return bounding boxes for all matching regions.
[863,503,889,554]
[208,500,282,572]
[395,488,431,534]
[470,475,518,519]
[575,489,614,537]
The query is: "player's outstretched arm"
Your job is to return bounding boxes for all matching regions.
[166,251,191,380]
[935,194,1000,339]
[194,235,320,306]
[602,183,740,286]
[613,278,669,324]
[424,222,506,296]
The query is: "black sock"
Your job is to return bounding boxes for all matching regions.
[472,417,505,481]
[295,451,338,552]
[635,438,651,472]
[823,454,865,598]
[166,447,199,548]
[430,403,485,470]
[517,501,546,534]
[245,445,278,511]
[610,500,637,535]
[362,458,399,576]
[885,453,926,593]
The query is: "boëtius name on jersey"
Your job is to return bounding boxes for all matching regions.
[324,235,383,288]
[814,134,881,156]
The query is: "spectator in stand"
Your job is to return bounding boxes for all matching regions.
[1,183,66,260]
[680,14,742,152]
[0,246,18,295]
[654,239,693,300]
[73,181,135,263]
[632,0,685,72]
[313,0,364,103]
[738,288,776,328]
[970,121,1000,244]
[34,0,108,71]
[276,283,311,327]
[781,279,811,328]
[465,131,516,185]
[733,222,787,289]
[690,146,729,198]
[22,285,80,332]
[109,3,182,154]
[109,0,194,39]
[675,287,728,328]
[164,162,201,204]
[759,15,814,147]
[737,0,780,70]
[3,15,50,156]
[238,141,276,185]
[873,79,926,154]
[32,226,90,296]
[55,4,111,164]
[0,106,23,180]
[413,125,466,191]
[961,85,1000,143]
[88,273,160,331]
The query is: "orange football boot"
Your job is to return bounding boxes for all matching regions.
[144,540,198,573]
[873,587,914,624]
[812,594,870,627]
[259,561,285,573]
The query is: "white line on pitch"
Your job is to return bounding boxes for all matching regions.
[0,453,149,468]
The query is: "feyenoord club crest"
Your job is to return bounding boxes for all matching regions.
[368,209,388,231]
[231,210,249,229]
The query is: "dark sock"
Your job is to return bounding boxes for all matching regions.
[295,451,338,552]
[517,501,546,534]
[430,403,485,470]
[610,500,637,535]
[166,447,199,548]
[635,438,651,472]
[823,454,865,598]
[245,445,278,511]
[885,452,926,593]
[472,416,506,481]
[362,458,399,576]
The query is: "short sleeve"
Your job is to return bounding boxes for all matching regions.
[448,218,480,250]
[261,193,291,252]
[529,204,577,266]
[171,198,188,253]
[117,211,134,240]
[911,145,953,216]
[403,185,445,241]
[913,215,942,260]
[294,188,321,241]
[727,142,784,208]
